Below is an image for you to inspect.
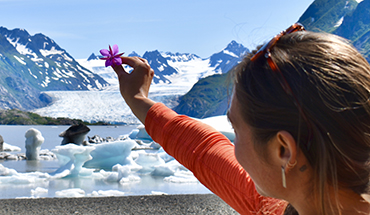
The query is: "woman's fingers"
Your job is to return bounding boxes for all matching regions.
[114,57,152,79]
[120,56,150,70]
[111,56,156,124]
[112,56,154,100]
[112,64,128,78]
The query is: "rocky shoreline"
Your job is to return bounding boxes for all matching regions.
[0,194,238,214]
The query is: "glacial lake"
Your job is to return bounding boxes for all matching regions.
[0,125,211,199]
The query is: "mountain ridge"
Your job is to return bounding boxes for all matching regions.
[81,40,249,91]
[34,40,249,123]
[3,0,370,122]
[0,27,109,110]
[298,0,370,61]
[178,0,370,119]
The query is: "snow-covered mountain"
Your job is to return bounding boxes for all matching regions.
[34,41,249,124]
[0,27,108,110]
[78,40,248,92]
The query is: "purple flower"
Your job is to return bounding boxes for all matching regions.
[100,44,124,67]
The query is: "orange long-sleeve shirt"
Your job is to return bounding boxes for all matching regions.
[145,103,287,215]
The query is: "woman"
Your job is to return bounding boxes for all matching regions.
[110,23,370,214]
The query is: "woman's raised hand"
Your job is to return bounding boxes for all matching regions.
[113,56,156,124]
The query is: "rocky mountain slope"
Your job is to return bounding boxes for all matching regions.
[0,27,108,110]
[34,40,249,123]
[178,0,370,119]
[298,0,370,61]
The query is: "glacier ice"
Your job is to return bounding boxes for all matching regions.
[25,128,45,160]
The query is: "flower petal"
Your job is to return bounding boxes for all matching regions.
[100,45,124,67]
[115,52,124,57]
[112,44,119,55]
[112,57,122,66]
[100,49,110,57]
[105,58,113,67]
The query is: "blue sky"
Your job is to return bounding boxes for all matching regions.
[1,0,314,59]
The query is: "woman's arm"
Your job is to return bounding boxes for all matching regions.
[113,57,156,124]
[145,103,286,215]
[114,57,286,215]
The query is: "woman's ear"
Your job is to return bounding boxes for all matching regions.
[274,131,297,170]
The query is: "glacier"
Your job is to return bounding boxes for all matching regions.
[32,85,187,125]
[33,53,219,124]
[32,40,248,123]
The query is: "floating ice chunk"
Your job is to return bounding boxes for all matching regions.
[0,164,18,176]
[84,140,136,169]
[104,172,120,182]
[3,143,21,152]
[31,187,48,196]
[55,188,85,197]
[149,142,161,149]
[51,144,95,177]
[151,159,181,176]
[16,196,37,199]
[151,165,174,176]
[0,174,46,184]
[89,191,100,197]
[25,128,45,160]
[135,125,152,140]
[39,149,57,160]
[0,164,49,185]
[152,159,184,177]
[102,164,141,183]
[151,191,168,195]
[88,190,125,197]
[119,175,141,184]
[111,163,141,183]
[48,161,72,178]
[112,164,132,178]
[164,171,198,183]
[130,150,139,160]
[157,147,174,162]
[134,152,165,174]
[128,129,140,139]
[5,154,18,160]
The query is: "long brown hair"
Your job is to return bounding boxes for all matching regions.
[233,31,370,214]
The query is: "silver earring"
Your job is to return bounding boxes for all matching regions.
[287,160,297,169]
[281,166,287,188]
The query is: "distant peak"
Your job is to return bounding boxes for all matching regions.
[143,50,162,58]
[5,27,31,38]
[145,50,160,54]
[128,51,141,57]
[87,53,100,61]
[225,40,243,50]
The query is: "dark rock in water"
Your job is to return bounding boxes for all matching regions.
[88,135,117,144]
[105,136,115,142]
[17,153,27,160]
[6,154,18,160]
[59,123,90,145]
[0,135,3,151]
[88,135,105,144]
[0,152,6,160]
